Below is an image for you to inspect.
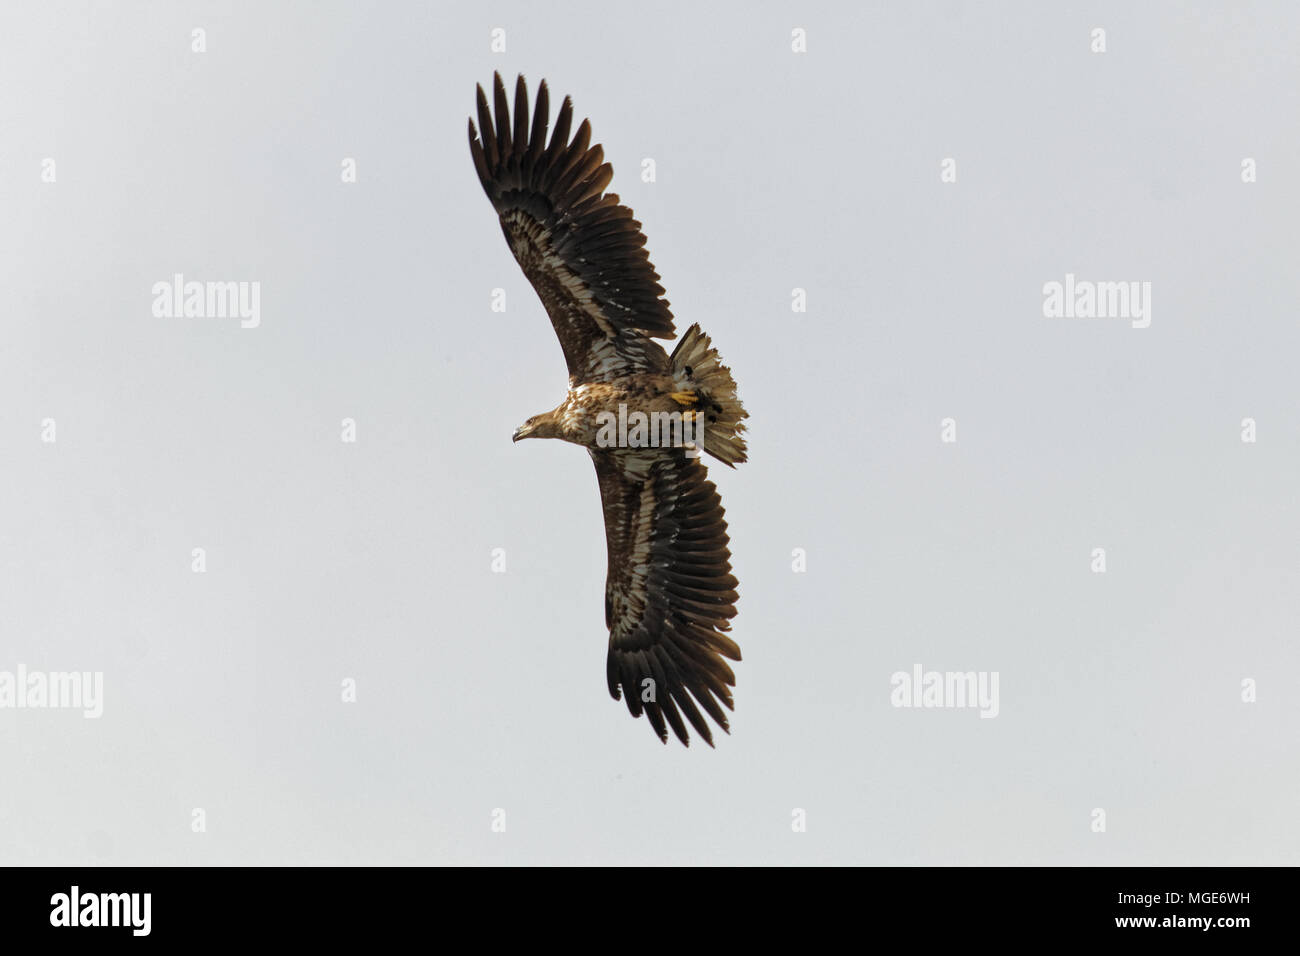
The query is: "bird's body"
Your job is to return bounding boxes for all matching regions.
[517,377,680,447]
[469,73,748,746]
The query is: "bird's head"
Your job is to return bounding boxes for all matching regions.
[512,410,563,443]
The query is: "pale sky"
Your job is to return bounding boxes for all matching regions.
[1,0,1296,865]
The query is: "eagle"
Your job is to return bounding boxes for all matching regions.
[468,73,749,746]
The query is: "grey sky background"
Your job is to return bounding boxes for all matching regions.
[1,1,1297,864]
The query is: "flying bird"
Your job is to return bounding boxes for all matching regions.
[468,73,749,746]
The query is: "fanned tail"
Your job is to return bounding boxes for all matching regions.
[670,324,748,467]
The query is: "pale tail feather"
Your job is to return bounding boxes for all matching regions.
[670,323,748,467]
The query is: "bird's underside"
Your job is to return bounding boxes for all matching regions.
[469,72,748,746]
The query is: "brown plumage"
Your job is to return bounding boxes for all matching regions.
[469,73,748,746]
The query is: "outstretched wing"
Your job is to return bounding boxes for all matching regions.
[468,73,673,383]
[592,448,742,746]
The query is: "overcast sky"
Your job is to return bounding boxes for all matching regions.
[1,1,1297,864]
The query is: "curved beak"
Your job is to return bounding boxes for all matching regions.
[512,424,529,443]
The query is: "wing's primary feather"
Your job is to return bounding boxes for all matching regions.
[468,73,674,383]
[592,448,742,746]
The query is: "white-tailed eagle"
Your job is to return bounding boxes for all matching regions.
[469,73,748,746]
